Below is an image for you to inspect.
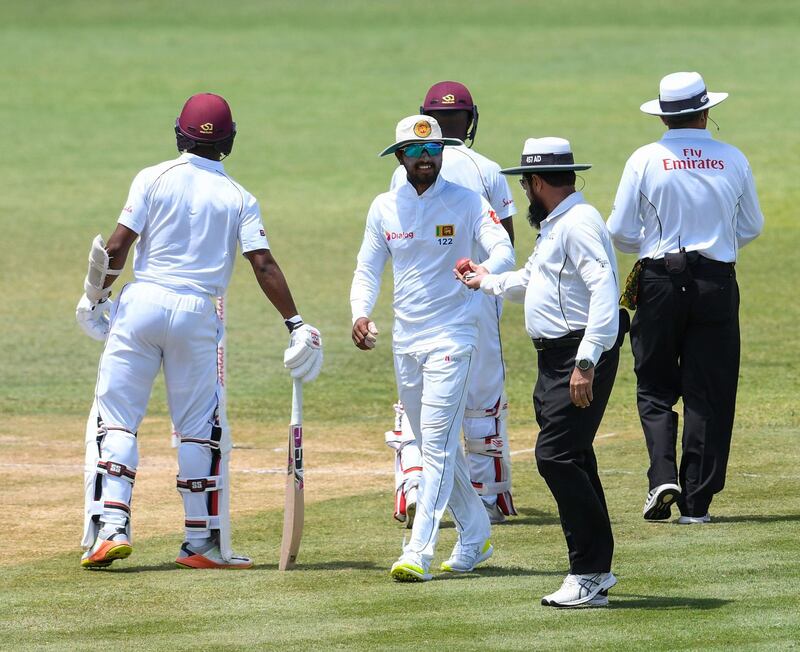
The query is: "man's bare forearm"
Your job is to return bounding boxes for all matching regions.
[246,249,299,319]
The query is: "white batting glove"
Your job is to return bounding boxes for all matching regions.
[283,324,323,383]
[76,294,114,342]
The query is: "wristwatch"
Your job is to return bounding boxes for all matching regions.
[576,358,594,371]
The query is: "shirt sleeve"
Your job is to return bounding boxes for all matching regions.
[607,157,645,254]
[116,169,150,235]
[564,220,620,364]
[350,202,390,322]
[486,166,516,219]
[473,196,515,274]
[479,249,533,304]
[735,164,764,249]
[238,193,270,254]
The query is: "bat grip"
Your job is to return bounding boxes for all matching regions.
[291,378,303,424]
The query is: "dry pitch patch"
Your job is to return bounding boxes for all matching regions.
[0,415,391,566]
[1,414,573,567]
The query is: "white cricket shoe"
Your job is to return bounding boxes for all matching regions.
[587,591,610,607]
[643,483,681,520]
[484,501,507,525]
[440,539,493,573]
[541,572,617,608]
[677,513,711,525]
[390,552,432,582]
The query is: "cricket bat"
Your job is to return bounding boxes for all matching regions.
[279,377,304,570]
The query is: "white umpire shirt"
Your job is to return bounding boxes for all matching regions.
[607,128,764,261]
[117,152,269,297]
[350,175,515,354]
[480,192,619,365]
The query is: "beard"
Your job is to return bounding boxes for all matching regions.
[526,201,548,229]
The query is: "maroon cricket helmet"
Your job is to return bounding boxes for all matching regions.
[176,93,236,143]
[420,81,479,147]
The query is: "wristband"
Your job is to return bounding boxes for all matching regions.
[284,315,304,332]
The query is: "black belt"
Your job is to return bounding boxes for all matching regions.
[532,329,585,351]
[645,253,734,270]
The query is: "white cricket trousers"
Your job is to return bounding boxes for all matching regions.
[395,343,491,562]
[93,281,222,539]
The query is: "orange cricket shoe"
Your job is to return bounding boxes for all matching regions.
[175,541,253,569]
[81,529,132,569]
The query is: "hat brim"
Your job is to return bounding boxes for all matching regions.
[640,92,728,116]
[379,137,463,157]
[500,163,592,175]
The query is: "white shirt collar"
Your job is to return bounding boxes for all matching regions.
[398,171,446,198]
[661,128,713,141]
[179,152,225,171]
[542,191,585,226]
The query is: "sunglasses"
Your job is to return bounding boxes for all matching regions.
[401,142,444,158]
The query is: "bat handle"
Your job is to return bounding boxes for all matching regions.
[291,378,303,424]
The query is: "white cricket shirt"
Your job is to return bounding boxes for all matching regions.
[351,175,515,353]
[392,145,517,409]
[607,129,764,262]
[480,192,619,365]
[117,153,269,296]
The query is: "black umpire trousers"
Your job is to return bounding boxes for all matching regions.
[631,258,739,517]
[534,340,619,574]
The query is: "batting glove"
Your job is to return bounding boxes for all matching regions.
[283,324,323,383]
[76,294,114,342]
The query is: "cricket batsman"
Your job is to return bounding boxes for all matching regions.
[351,115,515,581]
[76,92,323,569]
[385,82,518,527]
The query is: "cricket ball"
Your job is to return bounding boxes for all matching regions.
[455,257,472,276]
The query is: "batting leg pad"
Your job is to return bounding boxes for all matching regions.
[384,403,422,523]
[83,403,137,549]
[463,408,517,516]
[176,404,234,560]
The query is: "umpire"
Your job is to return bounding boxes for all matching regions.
[462,137,623,607]
[607,72,764,524]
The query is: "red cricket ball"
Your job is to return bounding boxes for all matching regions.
[455,257,472,275]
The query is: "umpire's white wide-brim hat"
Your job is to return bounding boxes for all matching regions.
[640,71,728,116]
[500,137,591,175]
[379,115,463,157]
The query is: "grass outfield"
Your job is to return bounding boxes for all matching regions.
[1,1,798,649]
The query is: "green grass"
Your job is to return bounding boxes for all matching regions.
[2,432,798,651]
[0,0,798,649]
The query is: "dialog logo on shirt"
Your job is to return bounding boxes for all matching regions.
[435,225,455,237]
[386,230,415,241]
